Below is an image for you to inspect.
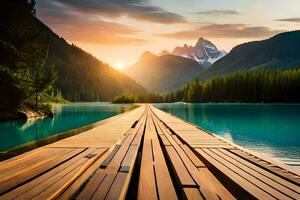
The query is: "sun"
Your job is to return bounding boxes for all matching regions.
[114,62,125,70]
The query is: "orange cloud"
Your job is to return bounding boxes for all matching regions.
[37,4,146,46]
[159,24,284,39]
[38,0,187,24]
[194,10,239,16]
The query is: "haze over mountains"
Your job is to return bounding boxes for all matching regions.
[124,51,203,92]
[124,31,300,93]
[38,20,145,101]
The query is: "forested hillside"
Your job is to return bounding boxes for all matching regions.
[200,31,300,80]
[37,20,145,102]
[0,0,57,114]
[164,69,300,103]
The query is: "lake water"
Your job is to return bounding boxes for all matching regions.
[0,102,135,151]
[154,103,300,167]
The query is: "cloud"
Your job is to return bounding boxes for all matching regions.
[276,18,300,23]
[42,0,186,24]
[159,24,284,39]
[194,10,239,16]
[36,1,147,45]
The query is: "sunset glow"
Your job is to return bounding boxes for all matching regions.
[114,62,125,70]
[35,0,300,68]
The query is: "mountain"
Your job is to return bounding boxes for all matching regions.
[37,21,145,101]
[171,37,226,67]
[124,51,204,92]
[200,30,300,80]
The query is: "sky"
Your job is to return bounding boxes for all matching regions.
[36,0,300,70]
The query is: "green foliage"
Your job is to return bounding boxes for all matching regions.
[0,0,58,113]
[112,94,138,103]
[165,68,300,103]
[42,26,145,102]
[200,31,300,81]
[112,92,163,104]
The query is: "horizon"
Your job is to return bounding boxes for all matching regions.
[36,0,300,70]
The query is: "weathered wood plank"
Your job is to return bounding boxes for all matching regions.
[181,145,205,168]
[230,149,300,186]
[152,113,234,200]
[138,112,158,200]
[105,172,128,200]
[120,146,138,172]
[0,148,92,200]
[217,149,300,196]
[183,188,204,200]
[165,146,196,187]
[57,150,111,200]
[196,148,276,199]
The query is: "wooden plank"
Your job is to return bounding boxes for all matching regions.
[87,140,137,199]
[100,145,121,168]
[171,135,183,145]
[138,137,158,199]
[150,119,177,199]
[217,149,300,196]
[181,145,205,168]
[205,148,293,199]
[0,148,66,177]
[0,148,76,195]
[131,134,143,146]
[198,167,237,200]
[79,107,148,200]
[105,172,128,200]
[197,148,278,199]
[0,148,96,200]
[0,148,48,171]
[196,148,276,199]
[57,150,111,200]
[191,144,234,149]
[152,114,233,200]
[12,148,106,200]
[47,148,108,200]
[164,146,196,187]
[183,188,204,200]
[15,157,87,200]
[159,135,171,146]
[230,149,300,186]
[120,146,138,172]
[76,169,106,200]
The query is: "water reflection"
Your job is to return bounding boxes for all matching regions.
[154,103,300,166]
[0,102,135,151]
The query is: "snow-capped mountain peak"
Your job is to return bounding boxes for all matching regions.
[171,37,226,67]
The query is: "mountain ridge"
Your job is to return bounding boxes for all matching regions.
[171,37,226,67]
[37,19,146,101]
[124,51,204,92]
[199,30,300,80]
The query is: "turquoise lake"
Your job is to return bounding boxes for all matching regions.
[154,103,300,167]
[0,103,135,151]
[1,103,300,167]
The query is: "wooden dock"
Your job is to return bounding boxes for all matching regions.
[1,104,300,199]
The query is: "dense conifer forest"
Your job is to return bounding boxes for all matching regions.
[43,28,145,101]
[114,69,300,103]
[0,0,145,117]
[164,69,300,103]
[0,0,57,114]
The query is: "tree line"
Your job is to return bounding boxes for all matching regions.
[0,0,57,115]
[113,68,300,103]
